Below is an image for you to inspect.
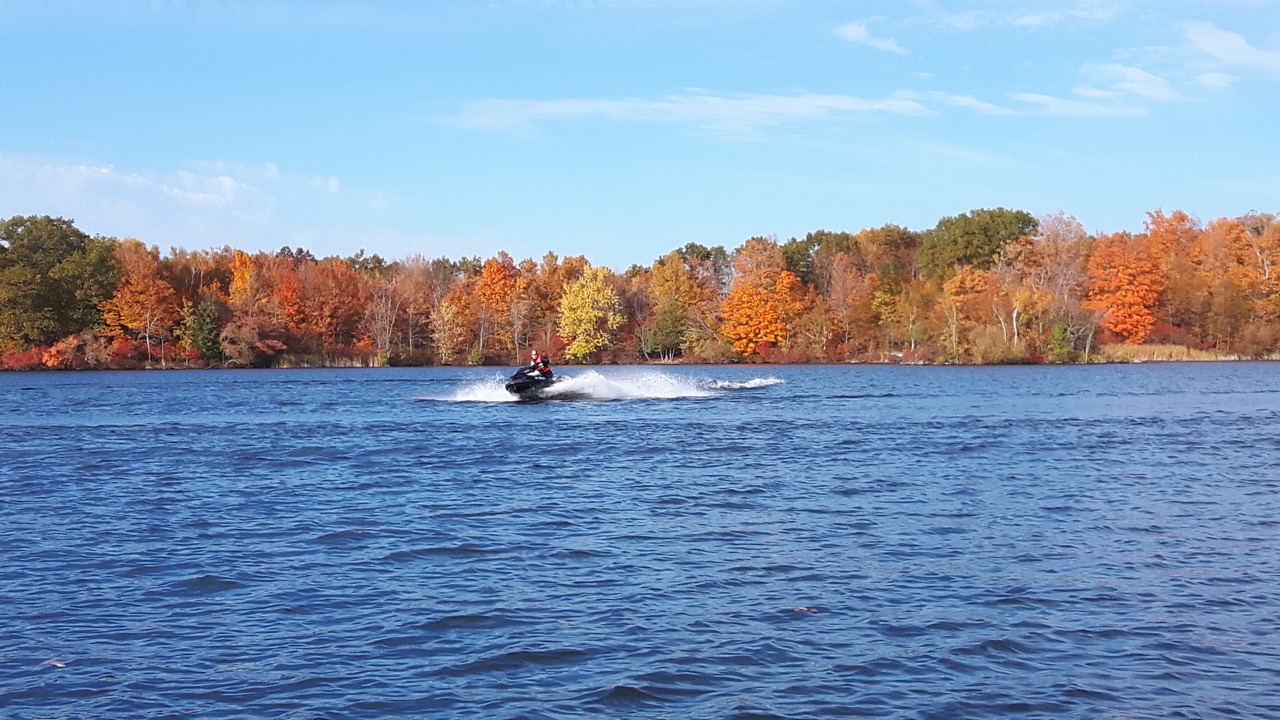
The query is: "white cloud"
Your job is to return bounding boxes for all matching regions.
[447,90,933,136]
[0,153,453,260]
[1011,2,1118,28]
[1078,63,1181,102]
[916,3,990,31]
[1197,72,1240,90]
[903,91,1013,115]
[916,0,1119,31]
[1185,21,1280,73]
[834,21,909,55]
[0,155,278,239]
[195,160,282,182]
[1009,92,1147,117]
[312,175,341,194]
[0,153,366,253]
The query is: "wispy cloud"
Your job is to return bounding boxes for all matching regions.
[1185,21,1280,73]
[923,88,1148,118]
[1076,63,1181,102]
[914,1,990,31]
[0,153,363,253]
[0,154,277,244]
[1009,92,1147,117]
[448,77,1178,135]
[447,91,933,136]
[1011,2,1119,28]
[915,0,1120,30]
[899,91,1013,115]
[1197,72,1240,90]
[834,21,909,55]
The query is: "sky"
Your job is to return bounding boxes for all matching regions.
[2,0,1278,271]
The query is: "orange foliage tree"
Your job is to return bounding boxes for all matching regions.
[475,253,518,361]
[719,284,787,357]
[720,236,810,359]
[302,259,370,350]
[100,239,179,365]
[1084,232,1165,344]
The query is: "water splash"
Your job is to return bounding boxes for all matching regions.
[443,373,521,403]
[425,370,784,402]
[706,377,785,390]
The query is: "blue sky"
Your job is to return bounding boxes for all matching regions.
[2,0,1277,270]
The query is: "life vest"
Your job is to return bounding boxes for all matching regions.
[532,354,552,376]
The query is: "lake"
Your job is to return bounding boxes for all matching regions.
[2,363,1278,718]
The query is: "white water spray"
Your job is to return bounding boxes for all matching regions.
[423,369,784,402]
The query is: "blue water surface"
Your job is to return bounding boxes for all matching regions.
[2,363,1279,719]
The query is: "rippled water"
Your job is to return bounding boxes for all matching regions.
[3,363,1279,719]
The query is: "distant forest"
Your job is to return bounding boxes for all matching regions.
[2,208,1278,370]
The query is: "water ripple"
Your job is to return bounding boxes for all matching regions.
[2,365,1279,718]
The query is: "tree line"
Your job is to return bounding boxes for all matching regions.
[2,208,1278,370]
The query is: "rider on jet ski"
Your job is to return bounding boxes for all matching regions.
[529,349,553,378]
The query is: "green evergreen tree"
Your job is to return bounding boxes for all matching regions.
[180,299,223,364]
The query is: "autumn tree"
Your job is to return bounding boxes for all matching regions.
[720,285,787,357]
[807,225,921,357]
[1084,232,1165,344]
[1166,217,1258,351]
[475,253,519,361]
[505,258,541,361]
[161,246,233,307]
[306,259,371,352]
[528,252,587,354]
[365,272,405,365]
[1144,209,1200,268]
[818,251,876,357]
[731,236,787,289]
[645,250,698,361]
[940,267,991,360]
[227,250,264,319]
[1234,212,1280,355]
[219,250,293,365]
[558,265,624,363]
[1238,212,1280,304]
[432,284,473,364]
[718,236,811,359]
[99,239,180,365]
[41,329,112,369]
[674,243,731,356]
[985,262,1051,358]
[394,255,459,362]
[612,264,652,361]
[262,252,305,335]
[1005,212,1096,360]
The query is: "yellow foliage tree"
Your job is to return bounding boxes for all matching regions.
[558,265,623,362]
[646,250,699,359]
[228,249,260,316]
[431,285,473,364]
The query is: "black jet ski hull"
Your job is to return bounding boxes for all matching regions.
[505,368,561,398]
[505,376,557,396]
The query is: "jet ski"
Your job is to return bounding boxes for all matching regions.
[504,366,561,398]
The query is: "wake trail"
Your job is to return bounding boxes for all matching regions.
[417,370,784,403]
